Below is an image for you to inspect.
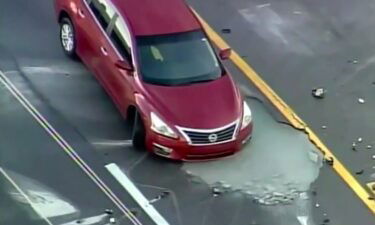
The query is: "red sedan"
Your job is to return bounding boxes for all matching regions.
[55,0,253,160]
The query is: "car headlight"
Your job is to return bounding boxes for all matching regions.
[150,112,178,138]
[241,101,252,129]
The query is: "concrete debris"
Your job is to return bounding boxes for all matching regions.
[104,209,114,215]
[358,98,365,104]
[299,192,309,200]
[247,189,301,205]
[348,59,359,64]
[221,28,231,34]
[212,181,235,196]
[245,191,254,196]
[109,217,116,224]
[273,192,284,197]
[223,184,232,189]
[212,187,223,196]
[258,199,266,204]
[312,88,326,99]
[352,142,357,151]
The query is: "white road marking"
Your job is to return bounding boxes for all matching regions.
[0,168,54,225]
[105,163,170,225]
[92,139,133,147]
[0,71,142,225]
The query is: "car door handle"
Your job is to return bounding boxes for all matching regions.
[78,9,85,18]
[100,47,108,56]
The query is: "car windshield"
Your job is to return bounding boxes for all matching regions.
[136,30,222,86]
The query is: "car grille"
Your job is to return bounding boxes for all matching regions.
[180,122,238,145]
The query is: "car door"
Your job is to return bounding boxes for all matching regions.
[73,0,132,112]
[73,0,109,74]
[82,0,134,112]
[99,13,135,113]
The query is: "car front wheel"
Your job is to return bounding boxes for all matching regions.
[132,112,146,149]
[59,17,77,58]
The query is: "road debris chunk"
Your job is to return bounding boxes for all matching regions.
[348,59,359,64]
[105,209,114,215]
[324,157,334,166]
[352,142,357,151]
[312,88,326,99]
[109,217,116,224]
[355,169,364,175]
[221,28,231,34]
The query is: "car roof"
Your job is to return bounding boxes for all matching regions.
[111,0,201,36]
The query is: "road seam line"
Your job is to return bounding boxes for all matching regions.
[0,71,142,225]
[106,163,170,225]
[193,10,375,214]
[0,168,54,225]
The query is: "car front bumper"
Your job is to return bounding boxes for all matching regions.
[145,122,253,161]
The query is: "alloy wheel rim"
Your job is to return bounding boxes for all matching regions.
[61,23,74,52]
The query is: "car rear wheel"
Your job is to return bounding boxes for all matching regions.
[59,17,77,58]
[132,112,146,149]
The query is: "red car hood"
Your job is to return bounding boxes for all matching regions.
[142,75,242,129]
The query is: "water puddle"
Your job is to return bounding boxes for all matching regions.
[183,98,323,224]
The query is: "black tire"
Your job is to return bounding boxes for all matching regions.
[59,17,78,59]
[132,112,146,149]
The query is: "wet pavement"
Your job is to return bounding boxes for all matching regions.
[0,78,145,225]
[188,0,375,189]
[0,0,374,225]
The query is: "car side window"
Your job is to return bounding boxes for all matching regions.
[108,16,133,63]
[87,0,132,63]
[89,0,116,30]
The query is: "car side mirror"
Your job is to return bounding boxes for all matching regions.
[219,48,232,60]
[115,60,134,72]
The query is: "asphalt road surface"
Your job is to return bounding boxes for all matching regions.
[0,0,374,225]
